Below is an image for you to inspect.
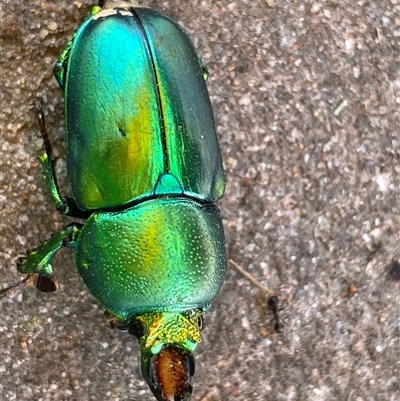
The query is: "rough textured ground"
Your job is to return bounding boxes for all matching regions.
[1,1,399,400]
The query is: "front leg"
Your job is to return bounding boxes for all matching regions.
[17,223,82,292]
[53,35,74,89]
[53,5,103,88]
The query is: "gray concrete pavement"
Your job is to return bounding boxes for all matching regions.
[1,1,399,400]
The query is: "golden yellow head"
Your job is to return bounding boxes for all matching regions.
[128,310,204,401]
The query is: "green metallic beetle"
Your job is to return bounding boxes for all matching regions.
[16,1,226,400]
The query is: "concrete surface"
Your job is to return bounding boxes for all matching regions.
[1,0,400,400]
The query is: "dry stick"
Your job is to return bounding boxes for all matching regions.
[229,259,284,333]
[228,259,274,297]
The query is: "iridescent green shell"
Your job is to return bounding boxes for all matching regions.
[74,198,226,320]
[60,8,225,210]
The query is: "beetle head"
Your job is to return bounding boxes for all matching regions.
[128,310,204,401]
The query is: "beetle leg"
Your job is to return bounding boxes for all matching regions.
[53,35,75,89]
[35,105,91,219]
[17,223,82,292]
[54,6,106,88]
[103,311,130,332]
[55,1,106,89]
[90,3,104,16]
[0,275,34,300]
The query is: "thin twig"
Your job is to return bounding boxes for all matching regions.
[229,259,274,297]
[229,259,286,333]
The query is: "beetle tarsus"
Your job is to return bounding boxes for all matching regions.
[36,274,59,293]
[104,311,130,332]
[0,274,34,300]
[34,103,53,158]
